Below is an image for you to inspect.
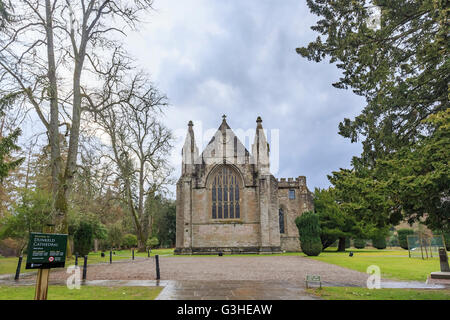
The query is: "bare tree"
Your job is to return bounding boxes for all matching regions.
[91,73,173,251]
[0,1,153,253]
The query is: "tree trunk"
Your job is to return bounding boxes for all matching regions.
[137,240,146,252]
[45,0,62,201]
[337,237,346,252]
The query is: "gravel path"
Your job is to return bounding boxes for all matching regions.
[43,256,370,287]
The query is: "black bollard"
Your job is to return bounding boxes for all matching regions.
[132,249,134,261]
[75,253,78,266]
[110,250,112,264]
[155,255,160,280]
[82,256,88,281]
[14,256,23,281]
[148,249,150,258]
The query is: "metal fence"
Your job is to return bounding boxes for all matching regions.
[407,234,446,259]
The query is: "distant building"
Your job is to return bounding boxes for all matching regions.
[175,116,313,254]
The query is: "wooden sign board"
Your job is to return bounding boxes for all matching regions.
[26,233,68,269]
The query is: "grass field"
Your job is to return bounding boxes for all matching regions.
[1,247,448,300]
[0,285,163,300]
[0,248,173,275]
[307,249,443,282]
[1,248,445,283]
[307,287,450,300]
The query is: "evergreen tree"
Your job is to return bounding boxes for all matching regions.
[314,188,359,250]
[297,1,448,163]
[298,1,449,232]
[0,128,23,183]
[295,211,323,256]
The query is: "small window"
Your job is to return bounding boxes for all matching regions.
[279,209,285,234]
[289,189,295,200]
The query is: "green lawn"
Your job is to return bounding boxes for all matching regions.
[0,255,31,276]
[0,285,163,300]
[307,249,443,282]
[307,287,450,300]
[0,249,171,275]
[161,248,445,282]
[2,247,444,283]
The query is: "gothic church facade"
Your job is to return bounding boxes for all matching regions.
[175,116,313,254]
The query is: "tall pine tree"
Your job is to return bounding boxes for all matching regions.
[298,1,449,232]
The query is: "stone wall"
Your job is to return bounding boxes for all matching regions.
[277,176,314,252]
[175,117,312,255]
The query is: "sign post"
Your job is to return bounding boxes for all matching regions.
[26,231,68,300]
[34,268,51,300]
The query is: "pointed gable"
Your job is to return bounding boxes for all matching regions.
[198,115,253,165]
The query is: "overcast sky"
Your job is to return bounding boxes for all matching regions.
[124,1,365,192]
[122,0,365,192]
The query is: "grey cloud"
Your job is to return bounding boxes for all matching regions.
[126,0,364,192]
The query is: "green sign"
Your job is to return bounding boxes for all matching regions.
[26,233,68,269]
[306,275,321,282]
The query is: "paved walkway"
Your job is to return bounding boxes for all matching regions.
[2,255,448,299]
[0,279,319,300]
[32,256,372,286]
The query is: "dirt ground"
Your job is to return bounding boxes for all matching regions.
[43,256,370,287]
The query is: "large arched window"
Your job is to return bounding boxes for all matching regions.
[211,166,240,219]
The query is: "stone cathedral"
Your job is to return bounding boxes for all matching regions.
[175,116,313,255]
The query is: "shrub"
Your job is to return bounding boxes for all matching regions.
[295,211,323,256]
[146,237,159,249]
[0,238,22,257]
[73,220,94,256]
[354,239,366,249]
[122,234,138,249]
[397,229,414,250]
[388,234,399,247]
[372,236,387,250]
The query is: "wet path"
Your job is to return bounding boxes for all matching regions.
[155,280,318,300]
[1,277,447,300]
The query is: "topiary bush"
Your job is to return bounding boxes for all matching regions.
[73,220,94,256]
[354,239,366,249]
[146,237,159,249]
[372,236,387,250]
[295,211,323,256]
[122,234,138,249]
[397,229,414,249]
